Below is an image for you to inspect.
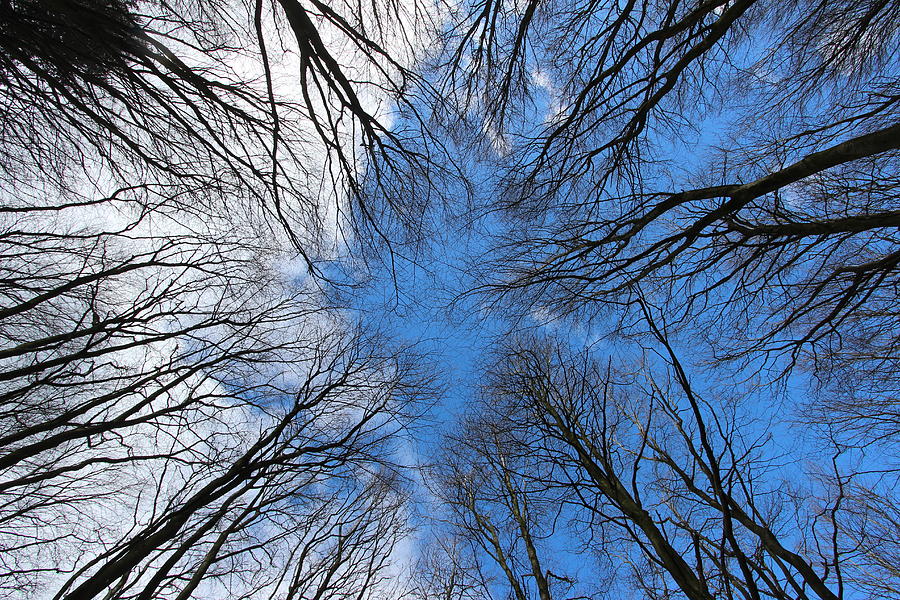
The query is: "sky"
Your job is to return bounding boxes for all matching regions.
[2,1,897,599]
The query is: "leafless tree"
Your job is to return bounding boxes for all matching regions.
[420,12,900,556]
[430,411,563,600]
[1,0,453,267]
[428,2,899,598]
[433,320,899,600]
[409,537,490,600]
[0,242,428,598]
[437,0,898,424]
[0,0,445,597]
[420,2,900,596]
[5,1,899,599]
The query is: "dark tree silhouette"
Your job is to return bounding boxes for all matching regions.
[429,1,899,597]
[432,0,900,488]
[435,328,898,600]
[441,0,899,386]
[0,0,449,267]
[0,0,437,597]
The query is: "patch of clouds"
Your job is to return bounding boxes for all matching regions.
[481,120,513,156]
[531,67,568,125]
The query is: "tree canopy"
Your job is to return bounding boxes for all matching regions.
[0,0,897,599]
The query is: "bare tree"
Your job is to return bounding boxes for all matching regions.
[430,410,563,600]
[5,1,898,599]
[433,322,899,600]
[420,2,900,596]
[437,0,899,403]
[422,8,900,552]
[0,0,451,267]
[0,245,427,599]
[409,537,490,600]
[0,0,445,597]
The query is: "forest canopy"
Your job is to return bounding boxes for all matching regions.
[0,0,897,599]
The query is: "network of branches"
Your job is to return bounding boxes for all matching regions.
[0,0,897,599]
